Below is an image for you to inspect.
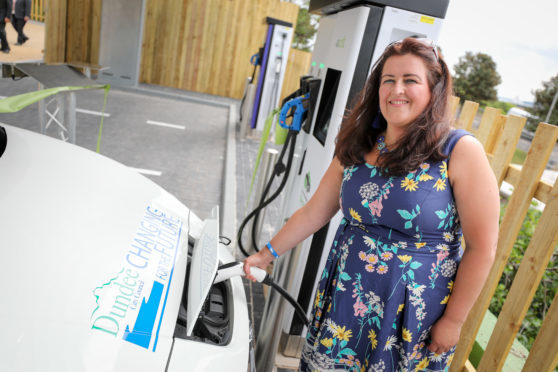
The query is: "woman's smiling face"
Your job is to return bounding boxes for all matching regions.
[379,54,432,130]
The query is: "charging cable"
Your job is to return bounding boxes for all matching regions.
[214,262,310,326]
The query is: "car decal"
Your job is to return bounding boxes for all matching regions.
[90,204,183,352]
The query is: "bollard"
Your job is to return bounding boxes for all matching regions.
[240,77,256,139]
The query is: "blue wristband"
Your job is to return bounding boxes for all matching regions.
[266,242,279,258]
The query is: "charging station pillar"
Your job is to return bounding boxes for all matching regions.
[250,18,293,132]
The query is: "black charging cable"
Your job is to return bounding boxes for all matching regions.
[216,262,310,327]
[261,275,310,327]
[237,129,298,258]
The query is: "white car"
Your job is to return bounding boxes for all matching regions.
[0,124,252,371]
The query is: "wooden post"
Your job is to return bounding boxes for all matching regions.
[44,0,67,63]
[522,290,558,371]
[484,114,507,155]
[477,139,558,370]
[475,107,502,150]
[450,96,460,124]
[455,100,479,130]
[488,115,525,185]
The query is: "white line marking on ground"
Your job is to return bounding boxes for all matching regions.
[146,120,185,130]
[129,167,163,176]
[76,108,111,117]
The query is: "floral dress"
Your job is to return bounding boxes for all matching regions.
[300,130,470,371]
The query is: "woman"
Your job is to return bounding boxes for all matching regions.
[244,38,499,371]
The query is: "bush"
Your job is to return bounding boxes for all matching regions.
[481,100,515,113]
[489,203,558,350]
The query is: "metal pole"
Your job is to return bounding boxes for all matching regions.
[251,148,279,252]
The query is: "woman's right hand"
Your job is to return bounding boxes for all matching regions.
[243,247,275,282]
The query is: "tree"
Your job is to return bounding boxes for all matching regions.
[453,52,502,102]
[531,74,558,126]
[292,1,319,51]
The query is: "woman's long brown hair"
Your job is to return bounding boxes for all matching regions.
[334,38,454,176]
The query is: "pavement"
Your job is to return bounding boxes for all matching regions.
[0,21,44,63]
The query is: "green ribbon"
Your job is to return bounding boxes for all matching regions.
[0,84,110,153]
[247,107,280,206]
[96,85,110,153]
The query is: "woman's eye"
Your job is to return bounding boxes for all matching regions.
[382,79,394,84]
[405,79,418,84]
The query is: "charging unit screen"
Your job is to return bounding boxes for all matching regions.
[313,68,341,146]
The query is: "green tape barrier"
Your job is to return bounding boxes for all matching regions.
[247,107,280,206]
[0,84,110,153]
[96,85,110,153]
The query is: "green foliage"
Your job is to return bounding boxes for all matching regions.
[489,203,558,350]
[453,52,502,102]
[511,149,527,165]
[531,74,558,126]
[292,2,319,52]
[481,100,515,113]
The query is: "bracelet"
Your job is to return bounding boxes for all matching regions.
[266,242,279,259]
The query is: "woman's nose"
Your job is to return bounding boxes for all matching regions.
[393,81,405,94]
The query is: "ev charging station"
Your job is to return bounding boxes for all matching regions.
[250,18,294,132]
[255,0,450,367]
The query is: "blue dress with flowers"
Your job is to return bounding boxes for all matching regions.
[300,130,470,371]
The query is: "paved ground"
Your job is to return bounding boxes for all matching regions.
[0,21,44,63]
[0,77,234,221]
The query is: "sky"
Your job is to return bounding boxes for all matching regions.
[437,0,558,104]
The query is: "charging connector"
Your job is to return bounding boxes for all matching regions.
[214,262,267,284]
[214,262,310,326]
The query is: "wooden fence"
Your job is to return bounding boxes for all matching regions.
[31,0,45,22]
[449,99,558,371]
[140,0,304,100]
[43,0,310,102]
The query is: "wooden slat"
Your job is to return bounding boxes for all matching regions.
[195,0,218,92]
[450,95,460,122]
[477,147,558,371]
[522,290,558,371]
[32,0,45,22]
[504,163,554,204]
[464,360,477,372]
[476,107,502,150]
[489,115,526,186]
[43,0,67,63]
[455,100,479,130]
[484,114,507,155]
[89,0,101,66]
[451,122,554,372]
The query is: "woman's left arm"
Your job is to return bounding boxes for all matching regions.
[428,135,500,354]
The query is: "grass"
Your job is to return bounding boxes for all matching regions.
[512,149,527,165]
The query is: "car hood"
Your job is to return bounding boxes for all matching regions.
[0,125,210,371]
